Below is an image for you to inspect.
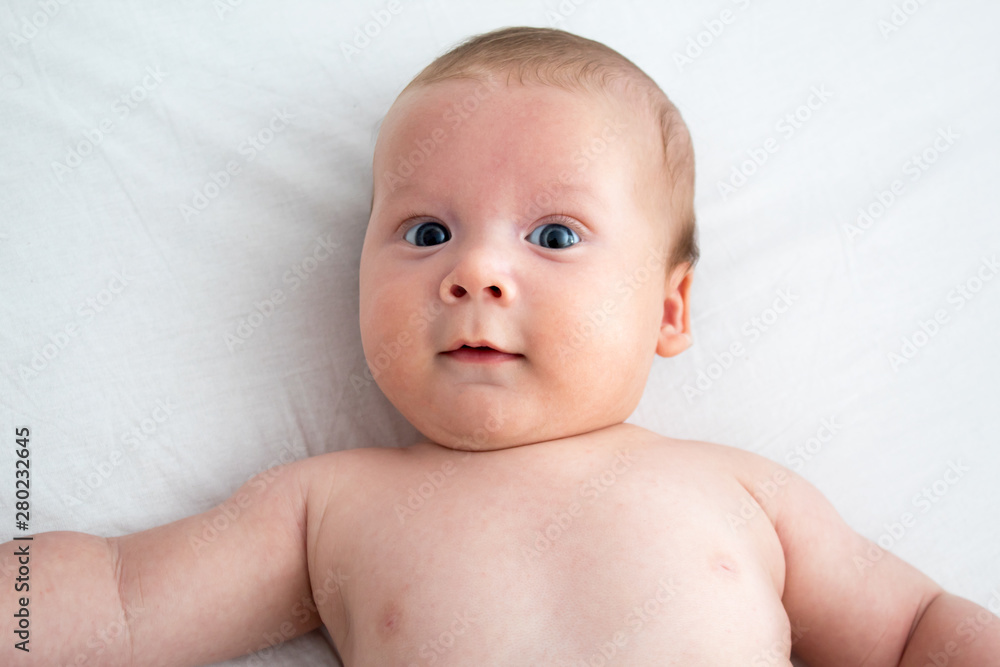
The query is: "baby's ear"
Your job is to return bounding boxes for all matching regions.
[655,264,693,358]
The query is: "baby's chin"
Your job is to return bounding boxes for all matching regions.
[412,424,534,453]
[411,415,620,452]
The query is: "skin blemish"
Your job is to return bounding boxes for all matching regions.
[379,600,404,636]
[710,552,740,577]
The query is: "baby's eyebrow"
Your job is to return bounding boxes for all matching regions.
[378,181,606,217]
[545,184,601,204]
[523,184,610,220]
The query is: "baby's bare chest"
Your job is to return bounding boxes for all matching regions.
[312,436,791,666]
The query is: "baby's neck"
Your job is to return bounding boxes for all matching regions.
[409,421,633,453]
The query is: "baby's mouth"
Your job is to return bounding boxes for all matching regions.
[442,344,523,364]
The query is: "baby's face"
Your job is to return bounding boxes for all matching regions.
[360,79,690,450]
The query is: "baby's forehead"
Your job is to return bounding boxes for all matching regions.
[402,75,624,120]
[392,90,623,177]
[382,79,653,174]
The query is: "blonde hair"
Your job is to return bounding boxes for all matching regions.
[400,26,698,273]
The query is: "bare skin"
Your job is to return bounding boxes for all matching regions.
[3,78,998,666]
[313,426,793,665]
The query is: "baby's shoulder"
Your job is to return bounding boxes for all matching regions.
[292,445,408,500]
[620,424,788,487]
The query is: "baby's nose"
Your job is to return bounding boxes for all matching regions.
[442,279,512,304]
[440,260,515,305]
[451,285,503,298]
[448,284,502,299]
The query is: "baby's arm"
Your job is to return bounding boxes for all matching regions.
[729,449,1000,667]
[1,458,322,666]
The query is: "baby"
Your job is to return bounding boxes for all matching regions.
[4,26,999,667]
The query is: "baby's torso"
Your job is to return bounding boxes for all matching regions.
[306,424,792,666]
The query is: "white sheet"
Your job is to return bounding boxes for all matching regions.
[2,1,998,665]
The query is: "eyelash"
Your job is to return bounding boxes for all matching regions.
[399,214,587,242]
[542,214,587,240]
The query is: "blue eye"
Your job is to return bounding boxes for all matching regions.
[404,221,450,246]
[527,222,580,249]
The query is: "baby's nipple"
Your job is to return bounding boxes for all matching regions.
[378,599,403,637]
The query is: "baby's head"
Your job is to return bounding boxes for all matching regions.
[359,26,698,451]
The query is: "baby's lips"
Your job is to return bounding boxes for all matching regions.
[443,338,517,355]
[443,347,523,363]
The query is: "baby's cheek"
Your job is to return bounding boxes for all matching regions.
[543,302,630,380]
[361,297,414,377]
